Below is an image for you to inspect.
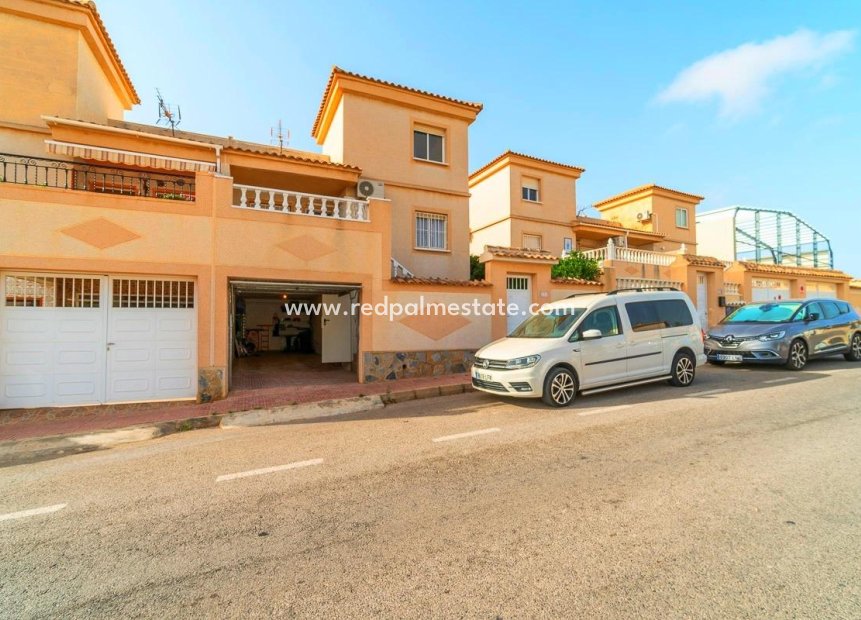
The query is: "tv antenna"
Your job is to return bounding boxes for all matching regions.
[156,89,181,136]
[270,120,290,153]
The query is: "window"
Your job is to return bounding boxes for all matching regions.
[4,274,101,308]
[415,212,447,250]
[413,129,445,163]
[112,278,195,309]
[798,302,823,322]
[625,300,693,332]
[837,301,852,315]
[675,208,689,228]
[563,238,573,255]
[572,306,622,340]
[521,177,540,202]
[821,301,840,320]
[522,234,542,250]
[510,308,585,338]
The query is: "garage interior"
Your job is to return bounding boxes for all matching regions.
[229,280,360,390]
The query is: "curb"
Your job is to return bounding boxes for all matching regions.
[0,381,475,467]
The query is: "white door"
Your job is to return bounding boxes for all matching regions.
[0,273,106,408]
[696,274,708,328]
[507,276,532,334]
[751,278,791,302]
[106,278,197,403]
[574,305,627,388]
[321,293,352,363]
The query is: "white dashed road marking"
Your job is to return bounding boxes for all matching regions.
[687,388,731,397]
[578,405,634,417]
[215,458,323,482]
[432,428,500,443]
[0,503,67,522]
[764,377,794,384]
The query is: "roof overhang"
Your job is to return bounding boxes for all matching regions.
[571,219,665,244]
[595,184,704,211]
[313,67,483,144]
[470,151,584,186]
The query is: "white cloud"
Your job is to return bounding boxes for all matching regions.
[656,29,856,119]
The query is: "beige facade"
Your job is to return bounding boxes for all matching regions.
[593,184,703,253]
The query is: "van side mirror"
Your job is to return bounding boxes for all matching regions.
[582,329,603,340]
[806,312,820,322]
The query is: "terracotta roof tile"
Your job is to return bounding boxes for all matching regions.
[313,66,483,137]
[54,0,139,104]
[390,277,492,287]
[470,150,585,180]
[484,245,559,261]
[594,183,704,207]
[739,261,852,280]
[550,277,603,286]
[102,119,361,172]
[683,254,727,268]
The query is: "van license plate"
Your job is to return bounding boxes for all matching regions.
[474,371,493,381]
[716,354,743,362]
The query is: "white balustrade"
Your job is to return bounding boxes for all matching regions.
[390,257,414,279]
[724,282,742,297]
[616,277,684,290]
[580,242,677,266]
[233,184,370,222]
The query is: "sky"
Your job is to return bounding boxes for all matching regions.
[96,0,861,275]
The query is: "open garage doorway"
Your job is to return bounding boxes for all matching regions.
[229,280,361,391]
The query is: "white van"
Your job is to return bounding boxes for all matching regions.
[472,288,707,406]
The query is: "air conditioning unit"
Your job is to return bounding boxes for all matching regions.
[357,179,385,199]
[636,210,652,222]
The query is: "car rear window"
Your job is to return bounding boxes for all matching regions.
[625,299,694,332]
[837,301,851,314]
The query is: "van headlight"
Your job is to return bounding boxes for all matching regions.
[758,331,786,342]
[505,355,541,369]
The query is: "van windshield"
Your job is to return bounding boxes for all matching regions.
[723,302,802,324]
[508,308,586,338]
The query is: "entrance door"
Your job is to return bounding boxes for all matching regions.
[0,273,106,408]
[106,278,197,403]
[506,276,532,334]
[321,293,352,363]
[696,274,708,328]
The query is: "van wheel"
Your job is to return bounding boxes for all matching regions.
[845,332,861,362]
[785,339,808,370]
[669,351,696,387]
[542,367,578,407]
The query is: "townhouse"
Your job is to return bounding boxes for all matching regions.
[0,0,856,411]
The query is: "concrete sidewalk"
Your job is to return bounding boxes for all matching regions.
[0,373,473,442]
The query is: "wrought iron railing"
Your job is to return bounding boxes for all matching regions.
[0,153,195,201]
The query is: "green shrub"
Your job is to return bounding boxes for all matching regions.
[470,255,486,280]
[551,251,601,281]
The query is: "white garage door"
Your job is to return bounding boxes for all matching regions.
[805,282,837,299]
[1,274,106,408]
[507,276,532,334]
[751,278,791,302]
[107,278,197,403]
[0,273,196,409]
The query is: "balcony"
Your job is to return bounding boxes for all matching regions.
[580,242,677,267]
[0,153,196,201]
[233,184,369,222]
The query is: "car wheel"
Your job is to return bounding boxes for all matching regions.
[785,339,808,370]
[845,332,861,362]
[542,367,578,407]
[669,351,696,387]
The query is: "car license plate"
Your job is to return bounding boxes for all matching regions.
[716,354,743,362]
[474,371,493,381]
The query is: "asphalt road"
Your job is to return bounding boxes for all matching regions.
[1,359,859,619]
